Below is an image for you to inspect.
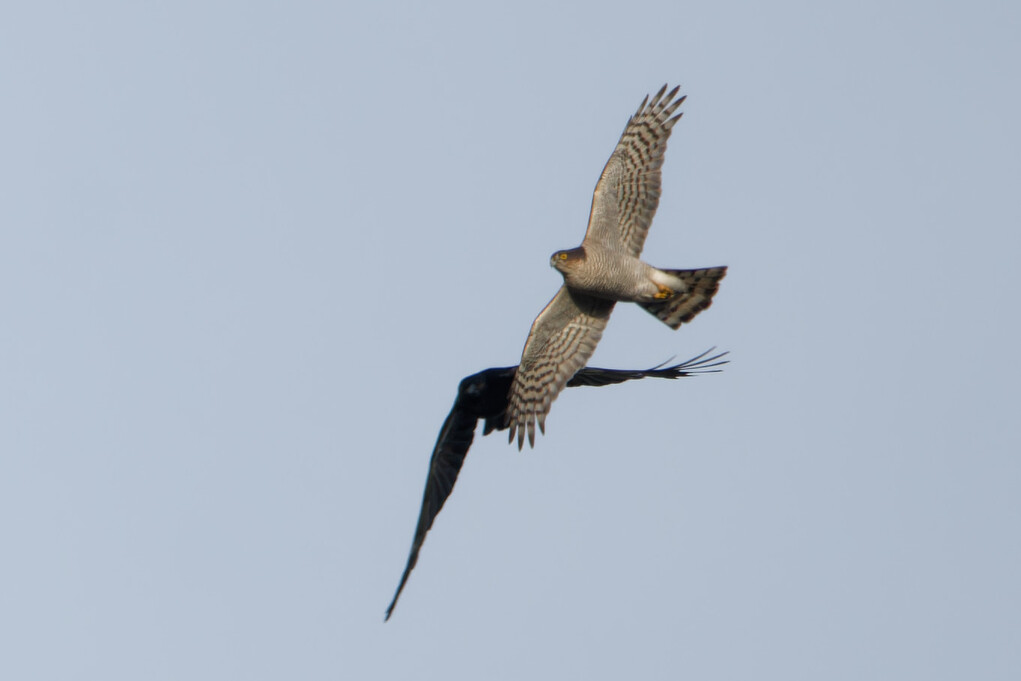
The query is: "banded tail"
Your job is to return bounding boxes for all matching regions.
[640,266,727,330]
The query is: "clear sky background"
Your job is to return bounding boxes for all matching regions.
[2,1,1019,679]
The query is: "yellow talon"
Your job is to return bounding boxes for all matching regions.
[654,285,674,300]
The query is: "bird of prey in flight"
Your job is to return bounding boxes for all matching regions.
[384,349,728,621]
[507,85,728,449]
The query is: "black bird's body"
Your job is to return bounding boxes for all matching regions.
[384,349,727,620]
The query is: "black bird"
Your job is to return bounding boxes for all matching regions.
[385,348,728,620]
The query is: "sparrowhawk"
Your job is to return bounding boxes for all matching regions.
[506,85,728,449]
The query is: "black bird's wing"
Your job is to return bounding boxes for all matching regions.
[384,368,515,621]
[384,404,477,620]
[567,347,728,387]
[384,350,727,621]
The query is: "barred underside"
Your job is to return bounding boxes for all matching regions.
[639,266,728,330]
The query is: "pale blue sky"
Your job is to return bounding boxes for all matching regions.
[2,1,1019,679]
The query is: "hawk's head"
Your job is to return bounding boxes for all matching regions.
[550,247,586,273]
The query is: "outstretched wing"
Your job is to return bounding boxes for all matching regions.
[384,401,478,621]
[506,287,615,449]
[583,85,685,257]
[566,347,729,387]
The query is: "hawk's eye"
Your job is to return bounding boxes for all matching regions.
[558,252,568,261]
